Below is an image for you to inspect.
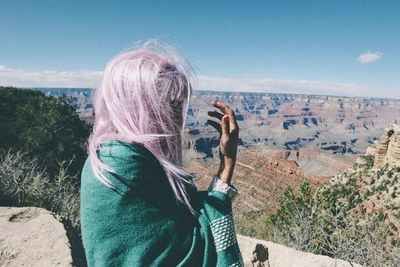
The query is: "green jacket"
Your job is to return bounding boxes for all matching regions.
[80,140,243,267]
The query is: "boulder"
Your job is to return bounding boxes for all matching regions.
[237,235,362,267]
[0,207,74,267]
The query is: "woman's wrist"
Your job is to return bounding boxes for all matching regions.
[208,175,239,201]
[217,159,235,184]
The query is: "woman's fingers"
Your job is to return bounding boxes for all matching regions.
[221,115,230,136]
[207,119,222,134]
[207,110,224,120]
[211,101,239,135]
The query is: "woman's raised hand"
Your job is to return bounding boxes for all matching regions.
[207,101,239,184]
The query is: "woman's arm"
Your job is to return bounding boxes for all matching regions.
[200,183,243,267]
[204,101,244,267]
[207,101,239,185]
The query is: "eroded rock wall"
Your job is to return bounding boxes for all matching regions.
[366,124,400,169]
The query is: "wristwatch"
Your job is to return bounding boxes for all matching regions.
[208,175,239,202]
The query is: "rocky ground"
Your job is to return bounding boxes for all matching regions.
[0,207,74,267]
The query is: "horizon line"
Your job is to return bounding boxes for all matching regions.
[4,85,400,101]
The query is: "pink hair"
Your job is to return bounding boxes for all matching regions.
[87,40,197,214]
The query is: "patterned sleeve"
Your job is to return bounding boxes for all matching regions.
[202,176,244,267]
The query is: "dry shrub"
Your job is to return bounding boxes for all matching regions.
[0,149,81,231]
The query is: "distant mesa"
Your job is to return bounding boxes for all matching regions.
[29,88,400,177]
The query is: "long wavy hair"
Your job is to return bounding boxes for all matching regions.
[87,40,196,214]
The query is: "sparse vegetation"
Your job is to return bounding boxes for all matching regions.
[268,182,318,252]
[267,181,400,266]
[0,87,89,235]
[266,153,400,267]
[0,149,81,231]
[361,154,374,169]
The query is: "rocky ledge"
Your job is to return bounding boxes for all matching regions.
[0,207,85,267]
[237,235,361,267]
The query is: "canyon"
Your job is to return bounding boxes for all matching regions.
[180,91,400,237]
[183,91,400,177]
[34,88,400,178]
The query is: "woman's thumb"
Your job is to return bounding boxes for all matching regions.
[221,115,229,136]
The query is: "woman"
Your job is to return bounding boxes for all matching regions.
[80,41,244,267]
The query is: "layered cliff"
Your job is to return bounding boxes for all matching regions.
[334,124,400,211]
[327,124,400,240]
[365,124,400,170]
[184,91,400,177]
[261,125,400,265]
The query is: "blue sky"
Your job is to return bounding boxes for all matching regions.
[0,1,399,98]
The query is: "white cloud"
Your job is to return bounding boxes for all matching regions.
[357,51,383,64]
[0,64,398,99]
[197,75,399,99]
[0,65,103,88]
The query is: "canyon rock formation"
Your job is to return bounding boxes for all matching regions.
[330,124,400,238]
[366,124,400,170]
[183,91,400,177]
[53,88,400,177]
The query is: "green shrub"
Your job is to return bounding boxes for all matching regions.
[266,179,400,265]
[0,86,91,179]
[361,155,374,169]
[267,182,319,252]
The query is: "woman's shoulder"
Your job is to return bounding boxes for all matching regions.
[95,139,162,174]
[97,140,154,162]
[99,139,145,154]
[82,140,163,188]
